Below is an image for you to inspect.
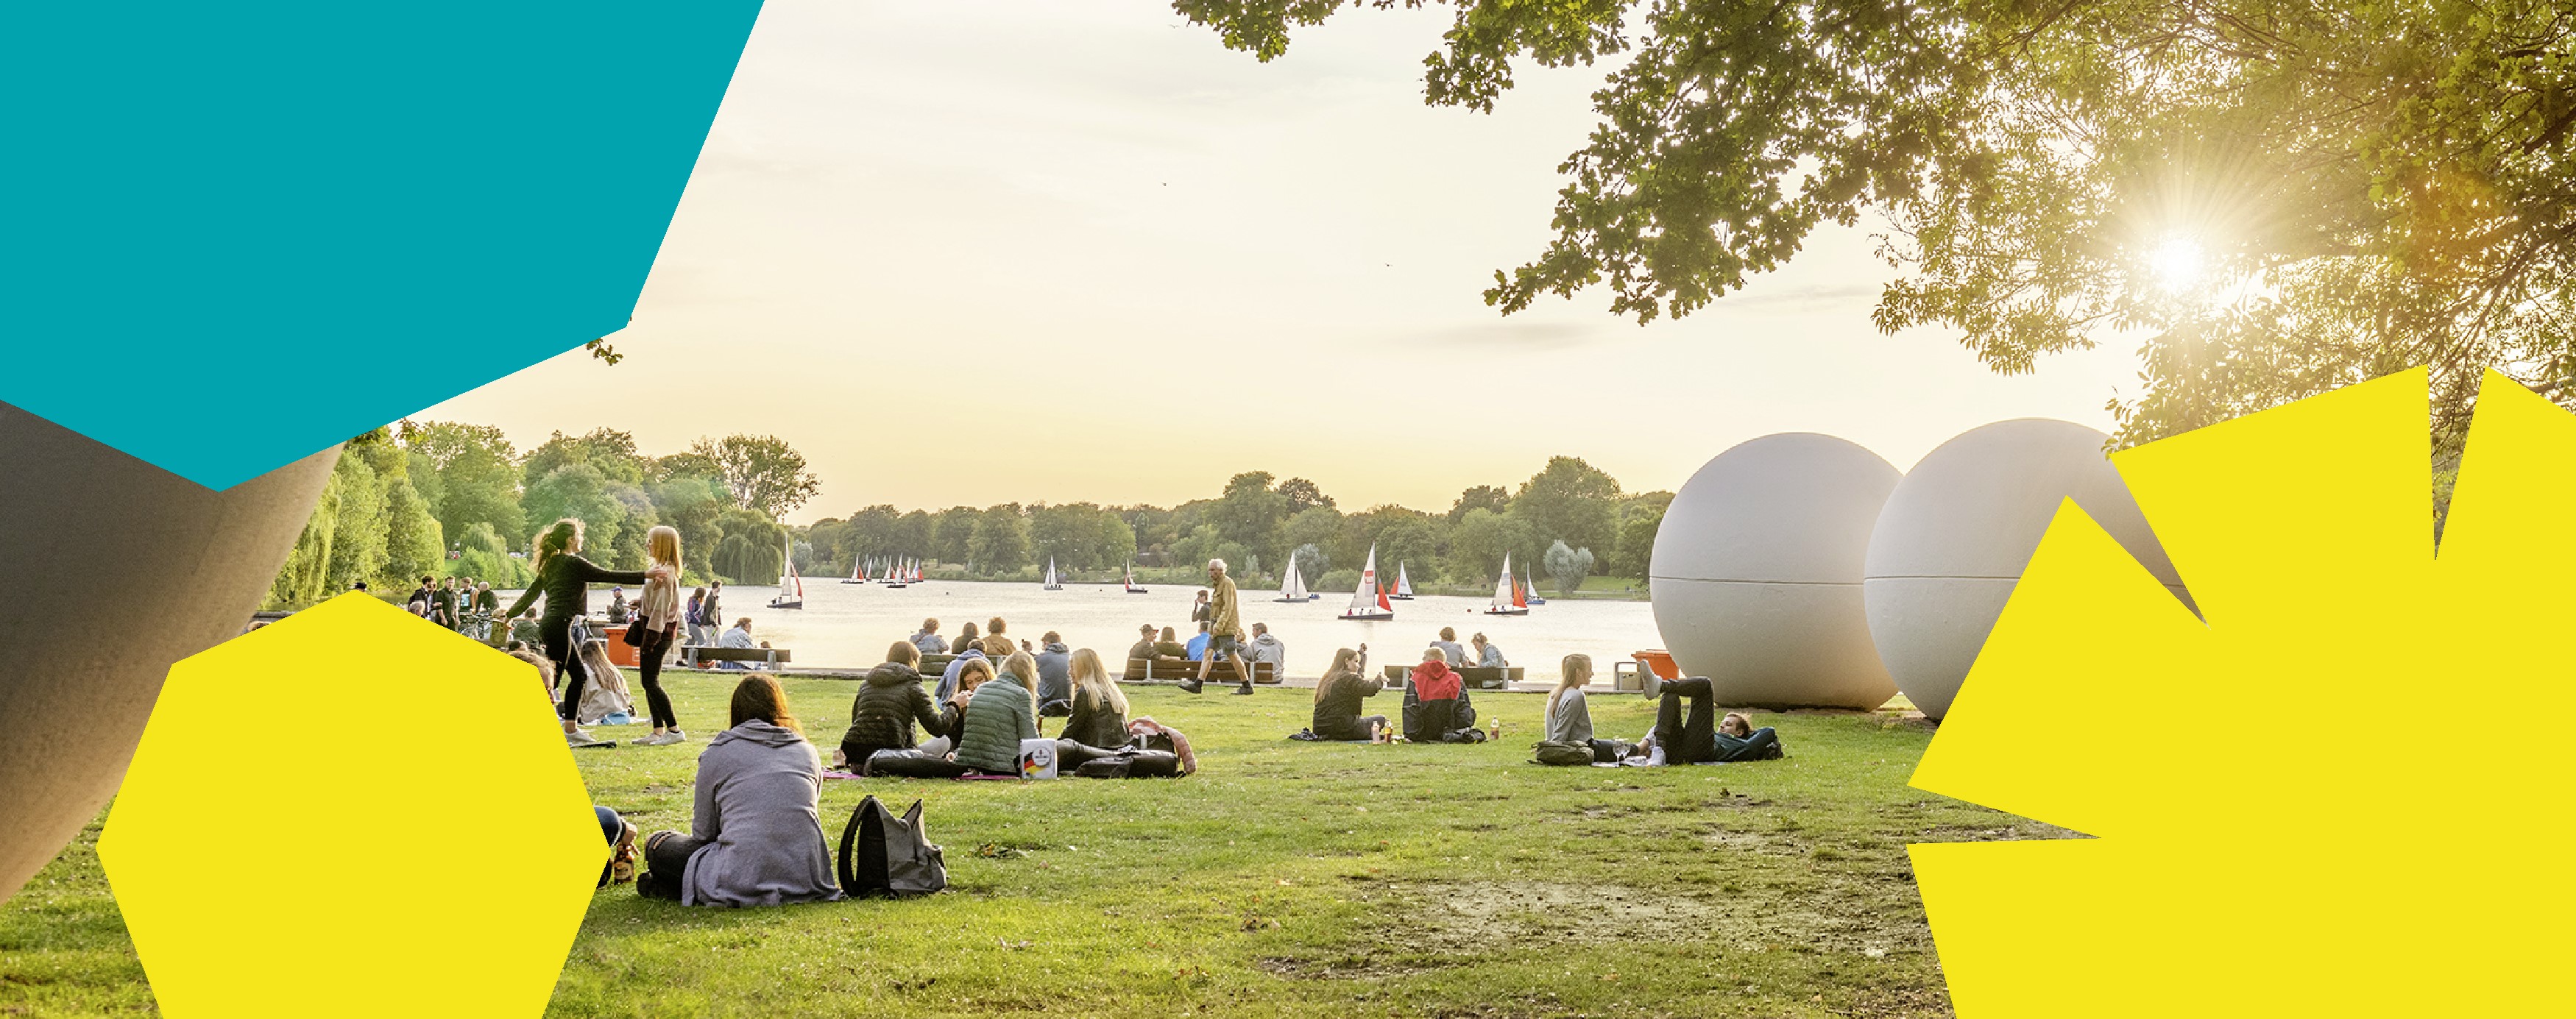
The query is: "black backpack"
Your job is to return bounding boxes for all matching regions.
[836,796,947,898]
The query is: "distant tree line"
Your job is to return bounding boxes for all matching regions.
[795,456,1669,596]
[263,423,819,608]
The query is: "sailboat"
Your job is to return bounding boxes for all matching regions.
[1043,557,1063,591]
[1122,559,1148,594]
[1484,553,1529,616]
[1390,562,1416,600]
[884,557,908,589]
[1524,567,1548,605]
[1273,549,1309,603]
[768,531,805,609]
[842,558,866,585]
[1340,544,1395,620]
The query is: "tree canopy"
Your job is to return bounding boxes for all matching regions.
[1177,0,2576,447]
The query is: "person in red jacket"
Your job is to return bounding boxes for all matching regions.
[1402,648,1467,742]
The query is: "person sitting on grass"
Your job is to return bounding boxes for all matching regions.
[1054,649,1131,766]
[1310,645,1386,742]
[935,636,988,703]
[595,806,638,887]
[637,675,843,906]
[1627,678,1786,765]
[840,641,957,773]
[952,650,1038,775]
[1402,647,1468,743]
[1544,654,1630,762]
[1033,633,1073,717]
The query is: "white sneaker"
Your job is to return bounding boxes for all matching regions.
[565,728,601,745]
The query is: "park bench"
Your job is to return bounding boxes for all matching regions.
[1383,664,1523,690]
[682,645,792,669]
[1125,658,1281,684]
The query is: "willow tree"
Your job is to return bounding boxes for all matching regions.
[1178,1,2576,450]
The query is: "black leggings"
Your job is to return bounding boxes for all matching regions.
[542,616,584,722]
[637,624,678,729]
[1653,677,1719,764]
[638,831,711,901]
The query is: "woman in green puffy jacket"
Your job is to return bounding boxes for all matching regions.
[953,650,1038,774]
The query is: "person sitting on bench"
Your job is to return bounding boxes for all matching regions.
[637,676,841,906]
[1402,647,1468,743]
[1124,623,1158,675]
[1471,633,1508,669]
[952,651,1038,775]
[840,641,957,773]
[1310,645,1386,742]
[1152,626,1189,661]
[909,618,948,656]
[1184,621,1211,661]
[716,617,761,670]
[1630,679,1786,765]
[1054,649,1131,767]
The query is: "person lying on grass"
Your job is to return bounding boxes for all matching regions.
[636,675,843,906]
[838,640,956,772]
[1310,645,1387,743]
[1624,678,1786,765]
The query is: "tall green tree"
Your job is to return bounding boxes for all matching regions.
[1447,484,1510,525]
[523,428,646,487]
[403,420,523,552]
[521,462,629,555]
[1510,455,1621,555]
[1608,504,1665,580]
[969,504,1033,573]
[1446,507,1536,585]
[692,434,821,518]
[1207,471,1289,560]
[929,507,979,566]
[1276,477,1334,514]
[1178,0,2576,447]
[1543,540,1596,596]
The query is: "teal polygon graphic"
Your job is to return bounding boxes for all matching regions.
[1,1,767,491]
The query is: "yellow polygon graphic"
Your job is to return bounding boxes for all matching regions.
[98,593,602,1018]
[1907,368,2575,1016]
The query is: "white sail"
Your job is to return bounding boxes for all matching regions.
[1490,553,1515,611]
[1278,550,1308,600]
[1395,562,1415,597]
[1345,545,1381,615]
[1044,557,1061,589]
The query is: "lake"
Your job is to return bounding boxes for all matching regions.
[542,579,1666,683]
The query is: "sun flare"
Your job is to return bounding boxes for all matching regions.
[2145,235,2208,292]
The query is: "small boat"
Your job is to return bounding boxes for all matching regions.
[1043,557,1063,591]
[768,531,805,609]
[1341,544,1395,620]
[1274,549,1309,603]
[1122,559,1149,594]
[1484,553,1529,616]
[883,557,909,589]
[841,559,866,585]
[1390,562,1416,600]
[1524,567,1547,605]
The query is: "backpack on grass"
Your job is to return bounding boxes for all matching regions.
[836,796,946,898]
[1531,740,1593,766]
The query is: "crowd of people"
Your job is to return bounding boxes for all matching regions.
[468,525,1788,909]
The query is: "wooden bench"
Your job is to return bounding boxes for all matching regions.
[1125,658,1281,684]
[682,645,792,668]
[1383,664,1523,689]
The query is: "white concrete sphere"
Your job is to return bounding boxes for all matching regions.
[1862,419,2188,720]
[1650,433,1902,709]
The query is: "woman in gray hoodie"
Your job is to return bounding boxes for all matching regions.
[637,675,843,907]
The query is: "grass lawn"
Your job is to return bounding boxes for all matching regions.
[2,672,2065,1018]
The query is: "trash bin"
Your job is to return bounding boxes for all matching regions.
[1630,649,1680,686]
[602,627,639,667]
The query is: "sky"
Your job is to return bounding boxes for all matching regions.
[419,0,2143,525]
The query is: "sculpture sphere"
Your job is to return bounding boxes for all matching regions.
[1651,433,1901,709]
[1862,419,2190,720]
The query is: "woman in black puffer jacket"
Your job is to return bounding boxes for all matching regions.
[840,642,958,770]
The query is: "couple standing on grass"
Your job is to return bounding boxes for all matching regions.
[499,517,688,747]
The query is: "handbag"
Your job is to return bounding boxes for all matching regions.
[621,621,649,647]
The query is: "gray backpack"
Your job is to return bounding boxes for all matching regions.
[836,796,947,898]
[1532,740,1593,766]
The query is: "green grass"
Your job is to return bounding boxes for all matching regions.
[1,673,2064,1018]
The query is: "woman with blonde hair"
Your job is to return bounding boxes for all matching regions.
[1309,645,1387,742]
[634,525,688,745]
[1058,648,1130,750]
[1546,654,1629,762]
[500,518,648,745]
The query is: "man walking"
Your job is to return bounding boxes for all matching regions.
[1186,558,1254,696]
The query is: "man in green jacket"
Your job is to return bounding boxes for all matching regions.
[1186,558,1255,696]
